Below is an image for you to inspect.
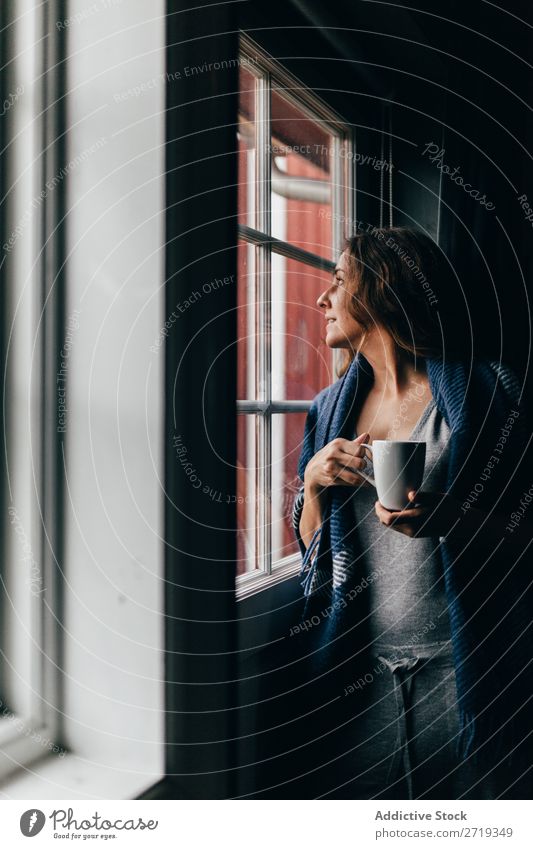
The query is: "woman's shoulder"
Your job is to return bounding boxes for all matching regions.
[468,357,523,409]
[427,355,522,394]
[480,358,522,393]
[425,354,525,422]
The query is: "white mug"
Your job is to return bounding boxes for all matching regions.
[357,440,426,511]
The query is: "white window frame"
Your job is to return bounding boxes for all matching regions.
[0,0,165,799]
[0,0,64,783]
[237,35,353,599]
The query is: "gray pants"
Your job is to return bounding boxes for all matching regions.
[318,640,532,799]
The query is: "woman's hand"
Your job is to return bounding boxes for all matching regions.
[299,433,373,550]
[375,490,462,538]
[303,432,373,496]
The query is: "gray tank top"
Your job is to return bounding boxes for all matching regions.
[351,398,453,650]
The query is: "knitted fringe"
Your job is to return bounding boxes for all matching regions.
[299,527,322,596]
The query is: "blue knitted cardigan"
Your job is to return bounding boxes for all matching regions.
[293,353,533,768]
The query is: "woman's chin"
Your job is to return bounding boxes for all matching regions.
[325,326,342,347]
[326,338,365,357]
[325,333,352,350]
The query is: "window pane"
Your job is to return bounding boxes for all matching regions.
[271,88,333,256]
[237,240,257,400]
[271,413,307,564]
[238,66,257,229]
[236,414,263,575]
[272,257,335,400]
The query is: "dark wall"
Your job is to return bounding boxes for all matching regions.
[436,1,532,373]
[164,0,239,799]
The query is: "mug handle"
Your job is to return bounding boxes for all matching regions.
[357,442,376,488]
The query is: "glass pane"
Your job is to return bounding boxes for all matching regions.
[271,88,333,256]
[238,66,257,229]
[237,240,257,400]
[271,413,308,564]
[272,257,335,400]
[236,414,262,575]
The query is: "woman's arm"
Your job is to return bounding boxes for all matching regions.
[299,485,326,550]
[375,489,533,556]
[297,431,372,550]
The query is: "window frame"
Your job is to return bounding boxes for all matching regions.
[1,0,167,795]
[236,35,354,599]
[0,0,66,783]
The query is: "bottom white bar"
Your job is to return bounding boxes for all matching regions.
[0,799,532,847]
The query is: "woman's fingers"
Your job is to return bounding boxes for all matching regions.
[312,435,374,490]
[352,435,371,458]
[375,501,424,524]
[343,457,367,473]
[324,461,371,488]
[336,433,370,458]
[388,511,423,527]
[334,467,367,485]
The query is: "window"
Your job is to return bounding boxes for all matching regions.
[236,36,353,595]
[0,0,50,778]
[0,0,164,797]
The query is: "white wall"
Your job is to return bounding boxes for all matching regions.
[63,0,164,779]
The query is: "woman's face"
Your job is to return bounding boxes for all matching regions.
[316,250,366,349]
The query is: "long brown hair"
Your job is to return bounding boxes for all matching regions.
[337,226,449,376]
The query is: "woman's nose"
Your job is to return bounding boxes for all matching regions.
[316,288,330,309]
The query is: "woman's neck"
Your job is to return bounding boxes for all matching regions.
[358,334,425,396]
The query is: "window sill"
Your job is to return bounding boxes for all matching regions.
[236,554,300,600]
[0,752,162,800]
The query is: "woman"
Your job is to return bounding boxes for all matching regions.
[292,226,533,799]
